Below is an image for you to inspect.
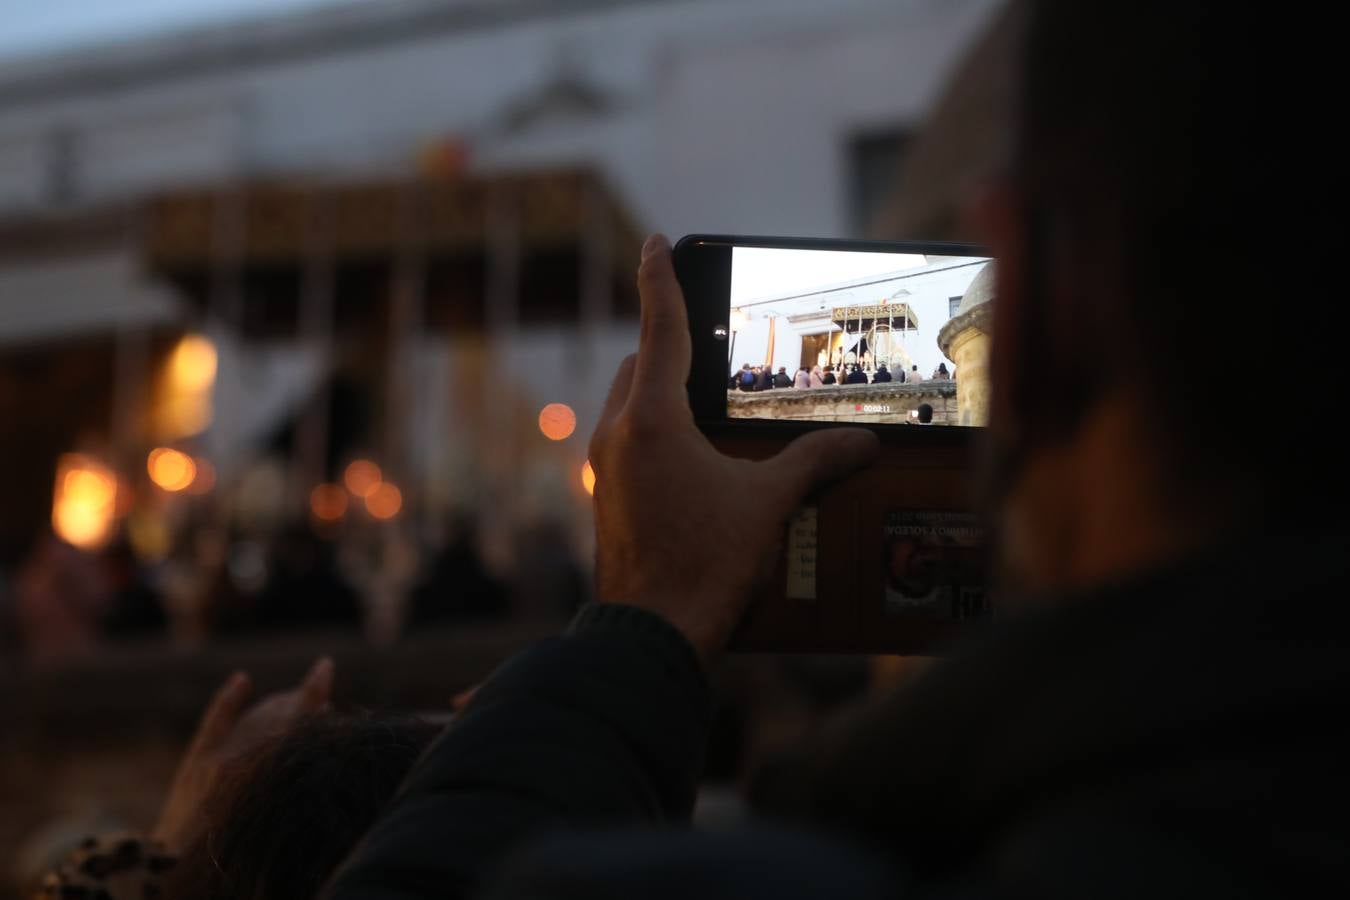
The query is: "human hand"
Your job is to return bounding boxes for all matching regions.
[587,235,879,664]
[151,657,334,850]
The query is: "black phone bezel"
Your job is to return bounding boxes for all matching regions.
[674,233,989,447]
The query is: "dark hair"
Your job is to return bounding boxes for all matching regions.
[168,713,440,900]
[917,403,933,424]
[997,0,1342,521]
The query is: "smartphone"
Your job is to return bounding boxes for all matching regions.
[674,235,994,654]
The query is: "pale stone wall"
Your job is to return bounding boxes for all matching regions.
[728,381,958,425]
[948,327,991,426]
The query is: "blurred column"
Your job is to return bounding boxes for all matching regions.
[385,181,427,490]
[482,183,522,569]
[111,208,151,478]
[208,185,247,487]
[573,177,613,568]
[292,186,336,508]
[110,325,150,476]
[577,176,613,375]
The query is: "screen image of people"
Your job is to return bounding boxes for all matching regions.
[726,246,993,426]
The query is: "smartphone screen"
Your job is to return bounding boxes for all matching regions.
[724,245,992,427]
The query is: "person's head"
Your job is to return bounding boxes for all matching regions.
[778,367,786,374]
[911,365,918,372]
[966,0,1340,592]
[824,365,832,373]
[879,364,888,371]
[742,363,751,371]
[916,403,933,424]
[168,712,440,900]
[937,363,948,374]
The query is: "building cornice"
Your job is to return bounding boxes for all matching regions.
[0,0,676,111]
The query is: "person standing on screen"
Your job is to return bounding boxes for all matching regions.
[821,365,837,385]
[755,365,773,391]
[774,367,792,388]
[845,365,868,385]
[793,368,811,389]
[872,364,892,384]
[909,364,923,382]
[810,366,825,388]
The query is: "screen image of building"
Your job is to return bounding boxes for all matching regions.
[729,252,988,379]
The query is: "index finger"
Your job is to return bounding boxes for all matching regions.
[191,670,253,751]
[630,234,693,408]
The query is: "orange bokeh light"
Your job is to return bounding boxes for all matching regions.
[168,334,217,392]
[147,448,197,492]
[581,460,596,496]
[186,458,216,495]
[310,483,348,521]
[365,481,403,520]
[52,455,118,549]
[344,459,383,497]
[538,403,577,441]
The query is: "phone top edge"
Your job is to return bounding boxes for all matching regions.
[674,234,990,258]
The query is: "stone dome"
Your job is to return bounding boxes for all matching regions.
[938,261,995,359]
[956,262,995,314]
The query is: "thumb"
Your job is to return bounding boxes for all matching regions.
[767,428,880,514]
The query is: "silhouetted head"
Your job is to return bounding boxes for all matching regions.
[168,712,440,900]
[973,0,1341,587]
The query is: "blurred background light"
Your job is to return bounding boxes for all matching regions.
[51,455,117,549]
[343,459,383,498]
[146,448,196,492]
[581,460,596,496]
[364,482,402,520]
[167,334,217,393]
[309,483,348,521]
[186,458,216,495]
[538,404,577,441]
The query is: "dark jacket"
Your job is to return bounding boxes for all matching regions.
[756,369,773,391]
[821,372,837,385]
[324,534,1350,899]
[872,368,892,383]
[844,369,868,385]
[773,372,792,388]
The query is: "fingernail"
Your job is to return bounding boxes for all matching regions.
[642,233,668,260]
